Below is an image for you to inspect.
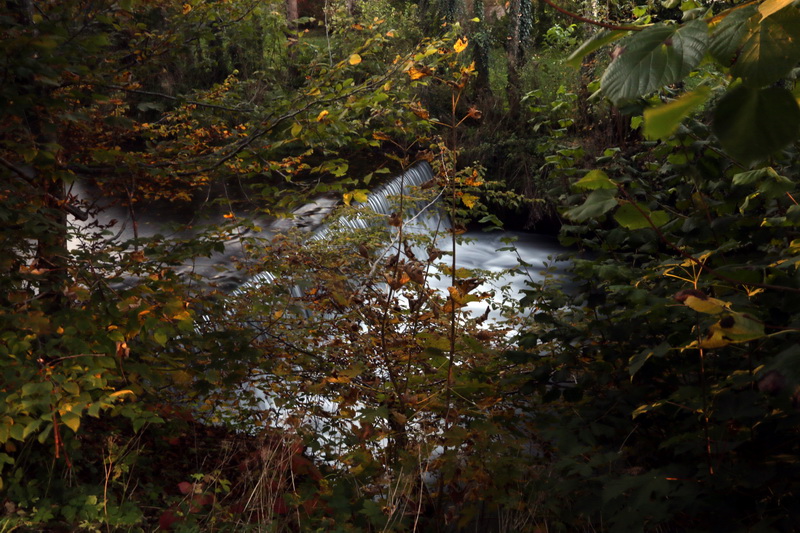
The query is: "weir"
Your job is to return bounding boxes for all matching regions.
[231,161,565,325]
[239,161,447,291]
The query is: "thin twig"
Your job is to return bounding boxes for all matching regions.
[101,84,255,113]
[618,188,800,294]
[538,0,644,31]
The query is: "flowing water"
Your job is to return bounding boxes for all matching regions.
[70,162,565,309]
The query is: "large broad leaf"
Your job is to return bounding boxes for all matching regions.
[713,85,800,164]
[709,5,759,65]
[566,30,630,69]
[601,20,708,105]
[572,169,617,190]
[614,202,669,230]
[643,86,711,140]
[564,188,618,222]
[732,7,800,87]
[759,0,796,21]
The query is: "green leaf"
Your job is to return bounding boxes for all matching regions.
[153,330,168,346]
[643,86,711,140]
[601,20,709,105]
[629,342,671,377]
[614,202,669,229]
[712,85,800,164]
[709,5,759,65]
[566,30,630,69]
[731,7,800,87]
[732,167,779,186]
[573,169,617,190]
[22,419,42,440]
[60,411,81,433]
[564,189,618,222]
[61,381,80,396]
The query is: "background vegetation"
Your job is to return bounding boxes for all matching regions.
[2,0,800,531]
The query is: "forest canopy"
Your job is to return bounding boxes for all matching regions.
[2,0,800,531]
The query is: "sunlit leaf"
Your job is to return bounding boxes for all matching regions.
[408,67,428,80]
[348,54,362,65]
[709,5,759,65]
[573,169,617,190]
[759,0,796,21]
[674,289,730,314]
[60,411,81,433]
[731,7,800,87]
[461,193,478,208]
[643,86,711,140]
[454,37,468,53]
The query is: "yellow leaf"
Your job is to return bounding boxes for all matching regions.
[291,122,302,137]
[317,110,329,121]
[461,193,478,209]
[182,3,192,15]
[674,289,729,314]
[343,192,353,206]
[348,54,362,65]
[408,67,428,80]
[110,390,135,398]
[454,37,468,53]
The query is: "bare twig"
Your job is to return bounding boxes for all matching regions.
[538,0,644,31]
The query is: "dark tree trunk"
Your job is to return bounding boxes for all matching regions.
[8,0,69,311]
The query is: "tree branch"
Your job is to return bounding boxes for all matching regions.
[538,0,644,32]
[102,84,255,113]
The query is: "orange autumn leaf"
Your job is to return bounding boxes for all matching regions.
[454,37,468,53]
[223,212,235,219]
[317,110,329,121]
[182,3,192,14]
[408,67,428,80]
[410,103,430,120]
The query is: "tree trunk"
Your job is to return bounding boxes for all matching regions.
[506,0,523,121]
[285,0,298,25]
[471,0,491,98]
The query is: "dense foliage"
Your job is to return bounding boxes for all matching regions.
[2,0,800,531]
